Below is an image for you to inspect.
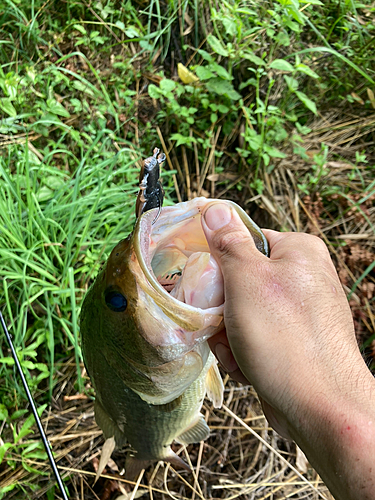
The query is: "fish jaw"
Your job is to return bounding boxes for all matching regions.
[132,197,268,350]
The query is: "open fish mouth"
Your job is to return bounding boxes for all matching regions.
[133,197,268,335]
[80,196,268,412]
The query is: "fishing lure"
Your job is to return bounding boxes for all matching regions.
[135,147,166,223]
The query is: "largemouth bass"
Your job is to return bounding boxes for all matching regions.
[80,196,268,475]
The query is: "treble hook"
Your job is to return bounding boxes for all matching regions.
[136,147,166,223]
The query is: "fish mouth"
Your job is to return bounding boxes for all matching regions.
[133,197,268,334]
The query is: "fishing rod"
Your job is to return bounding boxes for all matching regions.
[0,311,69,500]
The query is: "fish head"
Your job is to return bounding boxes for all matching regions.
[81,198,268,405]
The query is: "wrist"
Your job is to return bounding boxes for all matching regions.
[288,360,375,500]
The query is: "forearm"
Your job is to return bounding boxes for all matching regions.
[200,206,375,499]
[289,362,375,500]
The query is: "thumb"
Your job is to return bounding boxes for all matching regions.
[201,202,264,281]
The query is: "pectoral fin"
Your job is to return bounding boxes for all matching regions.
[94,398,127,446]
[205,360,224,408]
[175,415,210,445]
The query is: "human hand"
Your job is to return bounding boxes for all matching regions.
[201,202,375,500]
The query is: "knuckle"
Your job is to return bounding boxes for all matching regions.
[214,229,253,260]
[287,234,329,267]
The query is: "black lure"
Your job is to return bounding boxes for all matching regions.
[136,147,166,222]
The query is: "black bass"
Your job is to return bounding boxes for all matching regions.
[80,196,268,475]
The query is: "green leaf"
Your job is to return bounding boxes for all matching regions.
[20,360,36,370]
[296,63,319,78]
[296,91,317,114]
[160,79,176,93]
[197,49,213,62]
[46,99,70,118]
[36,186,54,202]
[222,18,237,36]
[218,104,229,113]
[210,62,232,80]
[270,59,294,72]
[242,51,266,66]
[0,443,13,464]
[0,98,17,117]
[10,409,28,420]
[0,404,8,421]
[207,34,228,57]
[301,0,323,4]
[195,66,215,80]
[115,20,125,31]
[0,357,14,365]
[43,175,65,190]
[15,405,47,444]
[148,84,160,99]
[170,133,197,147]
[73,24,87,35]
[125,26,140,38]
[293,46,374,85]
[263,144,287,158]
[276,31,290,46]
[205,78,241,100]
[284,75,299,91]
[72,81,95,96]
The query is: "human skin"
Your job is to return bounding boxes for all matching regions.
[201,202,375,500]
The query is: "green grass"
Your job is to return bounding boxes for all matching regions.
[0,0,374,497]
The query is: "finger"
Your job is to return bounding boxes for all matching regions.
[208,330,251,386]
[259,396,293,440]
[201,202,266,265]
[201,203,268,302]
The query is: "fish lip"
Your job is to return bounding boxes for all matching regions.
[133,198,223,332]
[132,197,268,329]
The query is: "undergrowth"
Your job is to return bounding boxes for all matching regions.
[0,0,374,498]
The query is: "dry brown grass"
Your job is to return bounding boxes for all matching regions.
[0,366,333,500]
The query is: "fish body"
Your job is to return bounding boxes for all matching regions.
[80,197,268,470]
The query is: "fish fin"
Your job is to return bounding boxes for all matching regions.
[164,449,191,472]
[125,455,151,480]
[175,415,210,445]
[125,449,190,479]
[95,399,127,447]
[94,436,116,484]
[205,359,224,408]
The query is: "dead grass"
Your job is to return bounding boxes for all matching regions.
[0,366,333,500]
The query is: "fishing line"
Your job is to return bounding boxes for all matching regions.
[0,311,69,500]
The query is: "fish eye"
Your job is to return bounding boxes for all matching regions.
[104,289,127,312]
